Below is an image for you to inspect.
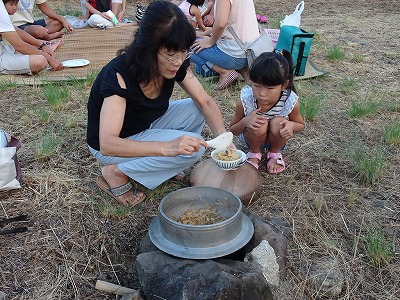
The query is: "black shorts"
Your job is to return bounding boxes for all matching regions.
[18,19,46,30]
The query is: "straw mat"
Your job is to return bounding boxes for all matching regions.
[1,26,136,85]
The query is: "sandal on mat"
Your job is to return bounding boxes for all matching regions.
[96,176,146,207]
[213,70,239,90]
[266,152,286,174]
[246,152,262,169]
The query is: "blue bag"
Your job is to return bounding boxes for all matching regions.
[276,25,314,76]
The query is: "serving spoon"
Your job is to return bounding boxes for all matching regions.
[206,132,234,150]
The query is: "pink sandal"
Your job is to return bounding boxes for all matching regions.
[266,152,286,174]
[246,152,262,169]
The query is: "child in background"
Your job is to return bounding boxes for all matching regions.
[10,0,73,40]
[229,50,305,174]
[178,0,209,32]
[1,0,62,74]
[85,0,130,28]
[3,0,61,53]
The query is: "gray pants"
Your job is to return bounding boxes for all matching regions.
[89,98,206,189]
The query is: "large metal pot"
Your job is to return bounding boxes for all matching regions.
[149,186,254,259]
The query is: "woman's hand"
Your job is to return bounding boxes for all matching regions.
[192,36,214,53]
[164,135,208,156]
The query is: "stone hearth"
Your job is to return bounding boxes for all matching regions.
[135,210,288,300]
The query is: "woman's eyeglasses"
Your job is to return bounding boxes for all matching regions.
[158,50,194,64]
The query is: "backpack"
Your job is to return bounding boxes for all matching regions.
[276,25,314,76]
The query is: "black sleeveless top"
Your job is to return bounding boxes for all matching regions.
[87,54,188,150]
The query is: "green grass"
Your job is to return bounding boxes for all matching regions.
[327,45,345,61]
[35,131,60,160]
[310,31,323,50]
[352,146,385,186]
[340,77,359,94]
[42,83,71,110]
[348,99,380,118]
[351,53,364,63]
[84,69,100,87]
[364,227,392,267]
[97,200,137,219]
[300,94,323,120]
[55,5,82,17]
[0,78,17,91]
[384,119,400,146]
[36,107,50,123]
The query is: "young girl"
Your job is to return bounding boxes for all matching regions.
[178,0,209,32]
[229,50,305,174]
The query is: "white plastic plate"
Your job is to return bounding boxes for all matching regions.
[62,59,90,68]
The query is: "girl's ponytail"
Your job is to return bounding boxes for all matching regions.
[274,49,296,93]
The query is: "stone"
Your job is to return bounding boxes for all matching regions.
[244,240,280,287]
[243,210,288,281]
[0,291,6,300]
[136,211,288,299]
[120,291,144,300]
[136,251,273,300]
[267,216,292,238]
[137,233,158,254]
[308,259,344,298]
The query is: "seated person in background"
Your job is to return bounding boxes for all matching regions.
[178,0,209,32]
[190,0,260,90]
[85,0,131,28]
[4,0,62,53]
[10,0,74,40]
[1,1,62,75]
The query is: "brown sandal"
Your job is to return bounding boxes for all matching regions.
[96,176,146,207]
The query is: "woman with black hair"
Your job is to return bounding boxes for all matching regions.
[87,0,228,207]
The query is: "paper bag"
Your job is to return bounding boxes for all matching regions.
[0,130,22,191]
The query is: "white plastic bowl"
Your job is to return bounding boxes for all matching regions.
[211,149,246,170]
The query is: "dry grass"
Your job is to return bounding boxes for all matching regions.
[1,0,399,299]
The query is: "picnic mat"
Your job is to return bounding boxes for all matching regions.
[0,25,136,85]
[294,59,327,81]
[0,25,326,85]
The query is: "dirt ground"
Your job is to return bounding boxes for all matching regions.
[0,0,399,299]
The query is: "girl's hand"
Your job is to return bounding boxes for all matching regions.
[117,11,124,22]
[279,119,295,139]
[245,108,268,130]
[192,36,213,53]
[164,135,207,156]
[101,12,110,20]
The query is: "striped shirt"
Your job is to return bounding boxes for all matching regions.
[240,85,298,120]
